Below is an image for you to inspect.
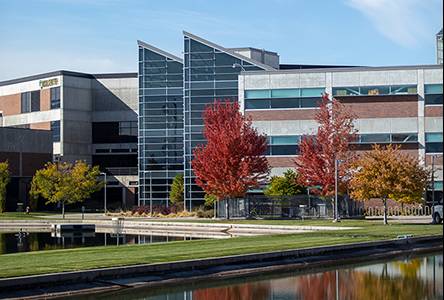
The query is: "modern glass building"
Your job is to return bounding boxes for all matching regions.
[138,41,184,207]
[182,32,276,209]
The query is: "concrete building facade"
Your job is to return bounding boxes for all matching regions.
[0,127,52,210]
[0,71,139,209]
[239,65,443,202]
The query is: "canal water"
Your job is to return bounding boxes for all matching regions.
[75,253,443,300]
[0,232,202,254]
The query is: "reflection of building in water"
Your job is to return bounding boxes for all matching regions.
[189,256,443,300]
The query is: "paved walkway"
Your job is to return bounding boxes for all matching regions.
[365,216,433,224]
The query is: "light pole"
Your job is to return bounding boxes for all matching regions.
[431,155,436,208]
[100,172,107,214]
[232,63,246,71]
[149,171,153,217]
[334,159,342,222]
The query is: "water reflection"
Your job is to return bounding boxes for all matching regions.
[0,232,201,254]
[89,254,442,300]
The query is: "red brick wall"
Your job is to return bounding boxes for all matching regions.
[30,122,51,130]
[425,106,443,117]
[0,93,21,116]
[246,109,318,121]
[40,88,50,111]
[338,95,418,118]
[267,156,295,167]
[425,154,443,166]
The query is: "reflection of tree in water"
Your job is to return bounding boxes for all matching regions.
[193,282,271,300]
[295,267,433,300]
[395,259,421,278]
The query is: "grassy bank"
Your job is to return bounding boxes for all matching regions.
[0,212,56,220]
[0,220,442,278]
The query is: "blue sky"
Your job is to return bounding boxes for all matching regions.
[0,0,442,80]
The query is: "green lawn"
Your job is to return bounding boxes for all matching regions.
[0,212,56,220]
[0,220,441,279]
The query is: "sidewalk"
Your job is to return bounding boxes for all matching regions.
[365,216,433,224]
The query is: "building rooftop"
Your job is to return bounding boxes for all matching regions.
[241,64,442,75]
[0,70,137,87]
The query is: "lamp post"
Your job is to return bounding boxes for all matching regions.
[431,155,436,208]
[149,171,153,217]
[334,159,343,223]
[100,172,107,214]
[232,63,246,71]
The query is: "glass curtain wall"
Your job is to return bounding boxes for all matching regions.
[183,33,268,209]
[138,42,184,207]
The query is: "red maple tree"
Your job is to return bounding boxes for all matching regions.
[192,100,269,200]
[295,94,356,198]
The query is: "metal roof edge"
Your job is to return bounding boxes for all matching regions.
[240,64,443,75]
[182,31,276,71]
[137,40,183,63]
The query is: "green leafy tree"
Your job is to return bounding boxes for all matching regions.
[0,161,10,213]
[264,169,304,197]
[169,174,184,207]
[204,194,218,208]
[30,161,103,218]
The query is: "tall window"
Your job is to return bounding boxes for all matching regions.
[425,84,443,105]
[50,87,61,109]
[21,91,40,113]
[425,133,443,153]
[51,121,60,142]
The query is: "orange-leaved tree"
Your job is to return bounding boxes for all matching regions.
[192,100,269,206]
[349,145,429,225]
[295,93,356,216]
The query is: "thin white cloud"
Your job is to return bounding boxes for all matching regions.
[346,0,439,47]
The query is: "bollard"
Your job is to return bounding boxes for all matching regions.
[81,206,85,220]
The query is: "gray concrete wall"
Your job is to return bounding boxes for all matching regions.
[0,127,52,153]
[61,75,93,163]
[92,77,138,122]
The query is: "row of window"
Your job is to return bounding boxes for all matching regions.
[351,133,418,144]
[243,84,443,109]
[246,97,320,109]
[95,148,137,153]
[263,133,424,156]
[20,87,60,113]
[333,85,417,97]
[245,88,325,99]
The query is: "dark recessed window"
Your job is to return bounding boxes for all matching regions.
[426,133,443,153]
[50,87,61,109]
[425,84,443,105]
[21,91,41,113]
[51,121,60,142]
[21,92,31,113]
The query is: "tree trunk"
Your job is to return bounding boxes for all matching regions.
[62,201,65,219]
[383,197,388,225]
